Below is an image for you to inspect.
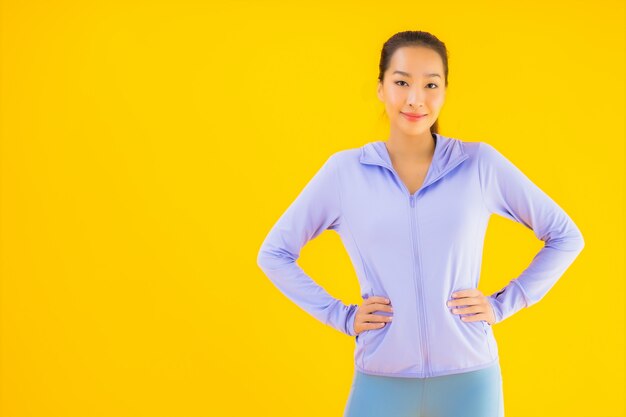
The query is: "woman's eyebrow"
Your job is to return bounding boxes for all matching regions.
[392,70,441,79]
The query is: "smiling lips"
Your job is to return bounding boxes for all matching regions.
[401,112,427,121]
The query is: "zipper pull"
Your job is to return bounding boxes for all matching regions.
[410,195,415,207]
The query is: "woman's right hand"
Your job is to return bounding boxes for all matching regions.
[353,296,394,336]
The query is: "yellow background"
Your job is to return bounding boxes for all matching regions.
[1,1,624,416]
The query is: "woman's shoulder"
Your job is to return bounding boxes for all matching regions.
[447,135,482,155]
[450,135,503,162]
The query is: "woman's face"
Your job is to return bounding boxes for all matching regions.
[377,46,446,137]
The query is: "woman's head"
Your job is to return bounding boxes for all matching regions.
[377,31,449,136]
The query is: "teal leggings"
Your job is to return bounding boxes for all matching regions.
[343,362,504,417]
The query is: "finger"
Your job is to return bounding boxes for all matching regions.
[357,320,387,331]
[452,288,479,298]
[364,302,394,314]
[451,305,483,315]
[460,313,488,322]
[451,290,467,297]
[364,313,393,323]
[366,296,391,304]
[447,297,481,307]
[365,296,393,310]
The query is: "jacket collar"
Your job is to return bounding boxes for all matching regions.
[359,133,469,192]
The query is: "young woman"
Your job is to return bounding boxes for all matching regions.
[257,30,585,417]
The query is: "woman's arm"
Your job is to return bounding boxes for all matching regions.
[256,154,358,336]
[477,142,585,324]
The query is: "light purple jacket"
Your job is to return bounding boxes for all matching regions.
[257,133,585,378]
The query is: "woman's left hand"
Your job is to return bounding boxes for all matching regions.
[447,288,497,325]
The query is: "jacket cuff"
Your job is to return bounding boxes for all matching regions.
[345,304,358,336]
[485,296,499,325]
[487,279,530,324]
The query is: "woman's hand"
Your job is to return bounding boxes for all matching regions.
[353,296,394,335]
[447,288,497,325]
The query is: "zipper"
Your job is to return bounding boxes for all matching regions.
[367,149,469,377]
[409,194,429,376]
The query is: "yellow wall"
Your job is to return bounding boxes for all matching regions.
[1,1,623,416]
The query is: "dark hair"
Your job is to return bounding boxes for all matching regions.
[377,31,449,134]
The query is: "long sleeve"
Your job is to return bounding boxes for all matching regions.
[256,154,359,337]
[478,143,585,324]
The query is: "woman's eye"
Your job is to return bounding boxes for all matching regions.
[394,81,438,89]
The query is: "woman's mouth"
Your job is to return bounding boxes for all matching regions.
[401,112,428,122]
